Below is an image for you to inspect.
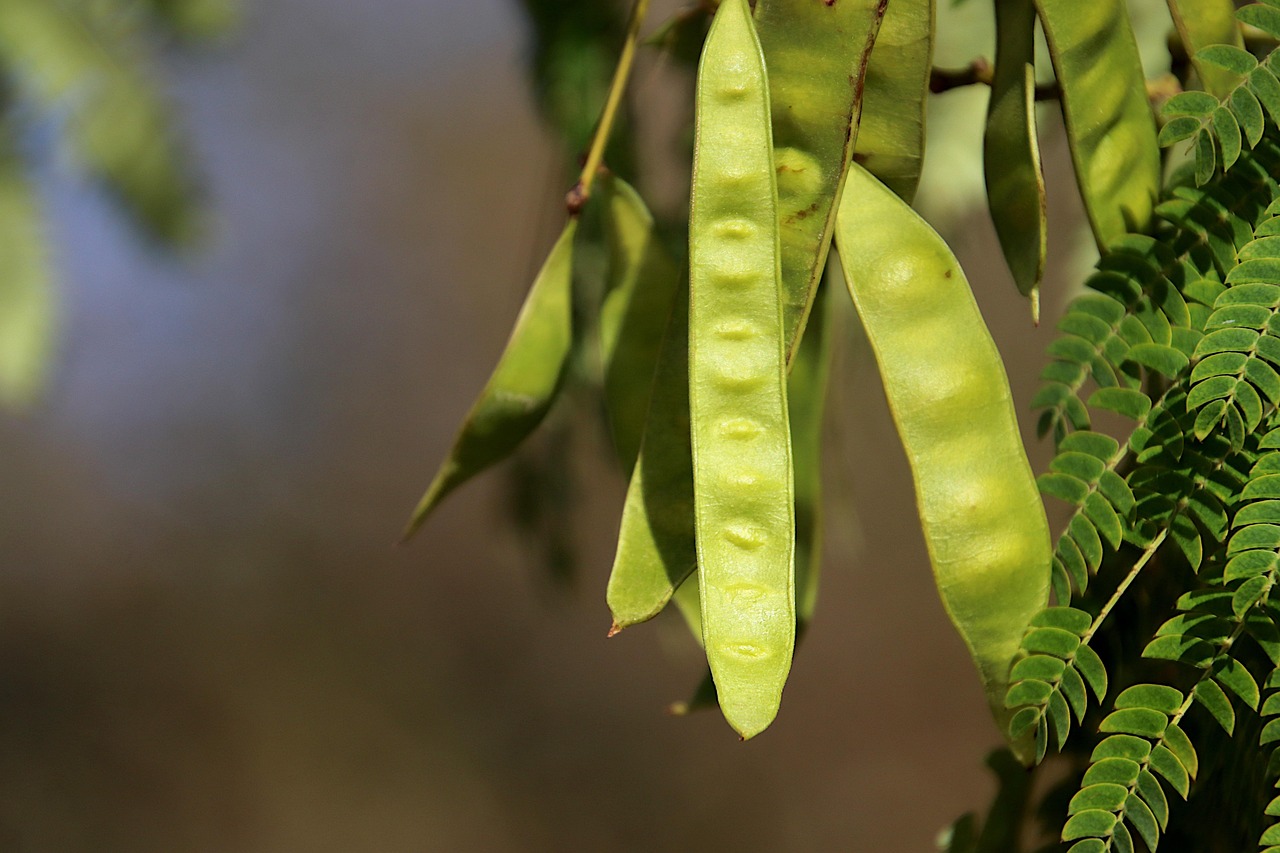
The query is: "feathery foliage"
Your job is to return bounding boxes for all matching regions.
[407,0,1280,848]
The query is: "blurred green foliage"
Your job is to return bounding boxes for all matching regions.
[0,0,236,407]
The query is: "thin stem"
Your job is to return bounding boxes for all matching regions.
[928,59,1177,106]
[929,59,993,93]
[929,58,1059,100]
[1083,529,1168,645]
[566,0,650,215]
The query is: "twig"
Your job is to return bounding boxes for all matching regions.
[565,0,651,215]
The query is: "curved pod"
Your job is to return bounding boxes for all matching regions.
[599,174,681,472]
[835,166,1051,761]
[403,221,577,539]
[1034,0,1160,246]
[753,0,886,360]
[853,0,934,203]
[984,0,1046,321]
[606,282,696,630]
[689,0,795,740]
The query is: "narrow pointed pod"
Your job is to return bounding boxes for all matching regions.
[688,0,794,739]
[984,0,1046,323]
[598,174,682,472]
[853,0,935,203]
[606,281,697,629]
[606,0,884,635]
[752,0,886,361]
[835,165,1051,763]
[666,271,839,717]
[402,222,577,540]
[1033,0,1160,246]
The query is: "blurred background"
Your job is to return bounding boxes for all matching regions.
[0,0,1169,850]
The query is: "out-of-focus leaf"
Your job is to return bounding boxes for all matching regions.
[0,0,202,243]
[0,133,52,407]
[140,0,239,40]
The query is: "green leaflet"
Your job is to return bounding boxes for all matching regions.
[1034,0,1160,247]
[598,174,681,471]
[403,221,577,539]
[853,0,934,203]
[836,164,1051,762]
[984,0,1046,322]
[606,282,695,630]
[0,0,200,242]
[753,0,886,361]
[0,135,52,408]
[1166,0,1244,100]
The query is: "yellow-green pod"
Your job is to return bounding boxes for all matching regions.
[835,165,1051,763]
[984,0,1046,323]
[598,174,681,472]
[403,222,577,539]
[606,0,883,636]
[1034,0,1160,246]
[689,0,794,739]
[667,273,837,717]
[1166,0,1244,100]
[753,0,887,359]
[853,0,935,203]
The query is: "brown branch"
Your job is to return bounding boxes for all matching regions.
[929,58,1060,100]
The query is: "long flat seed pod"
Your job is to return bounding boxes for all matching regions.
[668,271,838,717]
[984,0,1046,323]
[606,282,696,630]
[835,165,1051,763]
[753,0,886,361]
[403,222,577,539]
[852,0,935,203]
[598,174,682,472]
[607,0,885,634]
[1166,0,1244,100]
[1034,0,1160,247]
[689,0,794,739]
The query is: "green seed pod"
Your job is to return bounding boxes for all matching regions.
[598,174,681,472]
[1035,0,1160,246]
[835,165,1052,763]
[403,221,577,539]
[754,0,886,360]
[689,0,794,740]
[984,0,1046,322]
[853,0,934,203]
